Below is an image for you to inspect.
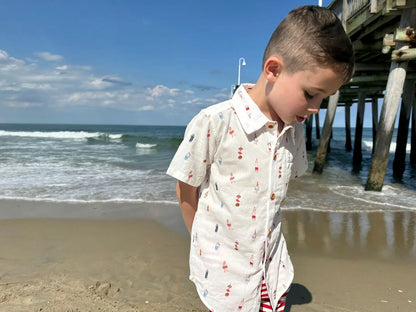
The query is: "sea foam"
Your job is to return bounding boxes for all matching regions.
[136,142,157,149]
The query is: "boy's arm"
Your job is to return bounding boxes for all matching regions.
[176,181,199,235]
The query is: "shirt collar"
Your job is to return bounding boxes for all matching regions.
[232,84,297,142]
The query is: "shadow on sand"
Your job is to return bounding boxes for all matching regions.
[284,283,312,311]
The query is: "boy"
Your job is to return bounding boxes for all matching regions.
[167,5,354,312]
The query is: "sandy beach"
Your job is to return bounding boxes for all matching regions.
[0,199,415,312]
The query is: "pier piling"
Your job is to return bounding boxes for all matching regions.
[345,102,352,151]
[306,116,313,151]
[412,91,416,165]
[313,91,339,174]
[393,79,414,179]
[353,92,366,172]
[371,97,378,153]
[366,8,416,191]
[315,113,320,139]
[365,63,408,190]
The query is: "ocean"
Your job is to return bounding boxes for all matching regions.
[0,123,415,212]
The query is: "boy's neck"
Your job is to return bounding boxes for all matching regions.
[245,79,284,133]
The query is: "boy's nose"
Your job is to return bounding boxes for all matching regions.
[307,98,323,115]
[307,107,320,115]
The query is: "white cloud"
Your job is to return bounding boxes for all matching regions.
[0,49,25,71]
[89,76,131,90]
[146,85,179,99]
[90,77,113,89]
[139,105,154,111]
[7,102,40,108]
[0,49,229,123]
[0,50,9,61]
[36,52,64,61]
[21,82,52,90]
[56,65,68,70]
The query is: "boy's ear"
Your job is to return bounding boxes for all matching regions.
[264,57,283,82]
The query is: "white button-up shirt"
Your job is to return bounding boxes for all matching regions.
[167,85,308,312]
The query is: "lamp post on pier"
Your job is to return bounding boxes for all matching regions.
[237,57,246,86]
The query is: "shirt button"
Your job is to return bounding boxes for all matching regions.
[267,123,274,129]
[270,193,275,200]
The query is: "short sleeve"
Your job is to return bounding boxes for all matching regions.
[291,123,308,179]
[166,110,216,187]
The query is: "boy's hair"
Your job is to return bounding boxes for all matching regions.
[263,5,355,83]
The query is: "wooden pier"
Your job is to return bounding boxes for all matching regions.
[311,0,416,191]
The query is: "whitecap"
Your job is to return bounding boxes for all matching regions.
[136,142,157,149]
[363,139,411,154]
[109,134,123,140]
[0,130,102,140]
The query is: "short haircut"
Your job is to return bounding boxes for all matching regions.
[263,5,355,83]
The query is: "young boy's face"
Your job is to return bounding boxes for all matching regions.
[268,66,344,125]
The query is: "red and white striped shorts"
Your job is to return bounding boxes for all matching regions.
[209,281,289,312]
[260,280,289,312]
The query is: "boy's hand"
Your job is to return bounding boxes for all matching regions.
[176,181,199,235]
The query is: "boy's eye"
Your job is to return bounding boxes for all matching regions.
[304,91,314,100]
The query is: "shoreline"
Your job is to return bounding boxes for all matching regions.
[0,198,189,235]
[0,200,415,311]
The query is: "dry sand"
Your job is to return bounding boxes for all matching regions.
[0,218,205,312]
[0,200,415,312]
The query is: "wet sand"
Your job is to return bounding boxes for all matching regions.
[0,199,415,311]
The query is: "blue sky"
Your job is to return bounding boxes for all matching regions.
[0,0,375,127]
